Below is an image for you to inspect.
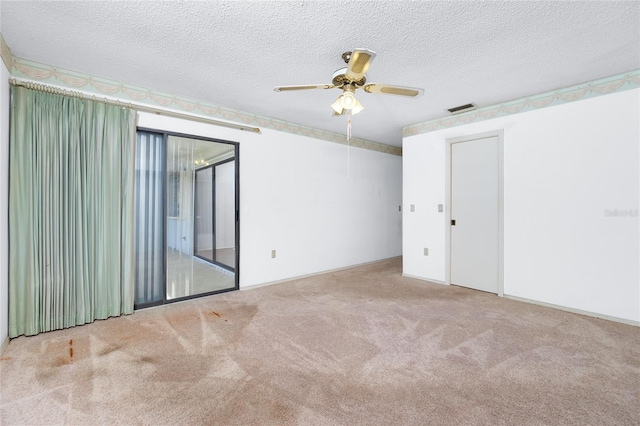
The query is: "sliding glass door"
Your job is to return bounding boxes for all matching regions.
[134,130,239,309]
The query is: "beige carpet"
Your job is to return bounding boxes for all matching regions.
[1,258,638,425]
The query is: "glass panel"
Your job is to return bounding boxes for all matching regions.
[165,136,194,299]
[166,136,236,300]
[134,132,165,306]
[214,160,236,270]
[194,167,214,263]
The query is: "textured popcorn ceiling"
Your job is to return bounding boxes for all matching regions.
[2,1,639,147]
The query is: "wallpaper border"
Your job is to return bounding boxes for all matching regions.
[0,34,13,72]
[403,70,640,137]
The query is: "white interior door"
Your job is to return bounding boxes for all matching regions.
[450,136,499,293]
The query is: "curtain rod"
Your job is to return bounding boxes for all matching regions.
[9,78,261,134]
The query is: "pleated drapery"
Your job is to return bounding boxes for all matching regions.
[9,85,136,338]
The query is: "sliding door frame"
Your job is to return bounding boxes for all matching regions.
[193,157,237,272]
[193,163,215,265]
[135,127,240,309]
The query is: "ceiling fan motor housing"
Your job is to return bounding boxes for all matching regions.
[332,68,366,88]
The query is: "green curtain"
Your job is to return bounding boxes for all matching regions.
[9,85,136,337]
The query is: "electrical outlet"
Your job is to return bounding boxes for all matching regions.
[423,248,429,256]
[271,249,276,259]
[398,205,402,212]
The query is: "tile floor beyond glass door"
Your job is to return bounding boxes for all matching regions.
[195,248,236,270]
[166,248,235,300]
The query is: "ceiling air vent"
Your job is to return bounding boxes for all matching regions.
[447,103,477,115]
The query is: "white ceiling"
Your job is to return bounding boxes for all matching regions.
[1,1,639,147]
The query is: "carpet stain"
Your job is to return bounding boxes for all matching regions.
[139,356,155,364]
[0,357,11,361]
[42,339,80,368]
[52,356,71,367]
[200,302,259,348]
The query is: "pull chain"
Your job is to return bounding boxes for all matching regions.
[347,110,352,179]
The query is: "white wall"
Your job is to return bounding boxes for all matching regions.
[138,113,402,288]
[0,59,10,346]
[403,88,640,323]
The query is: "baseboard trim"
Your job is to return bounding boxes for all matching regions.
[504,294,639,327]
[402,274,446,285]
[241,256,402,291]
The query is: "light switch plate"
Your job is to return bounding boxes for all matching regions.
[410,204,415,212]
[271,250,276,259]
[423,248,429,256]
[438,204,443,212]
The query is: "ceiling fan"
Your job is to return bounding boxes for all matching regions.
[274,49,424,116]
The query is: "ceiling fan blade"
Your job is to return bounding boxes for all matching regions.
[345,49,376,81]
[274,84,335,92]
[363,83,424,97]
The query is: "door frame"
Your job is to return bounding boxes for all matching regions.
[445,130,504,296]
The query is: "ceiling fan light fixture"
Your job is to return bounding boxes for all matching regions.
[330,97,344,114]
[330,89,364,115]
[340,91,357,110]
[351,99,365,114]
